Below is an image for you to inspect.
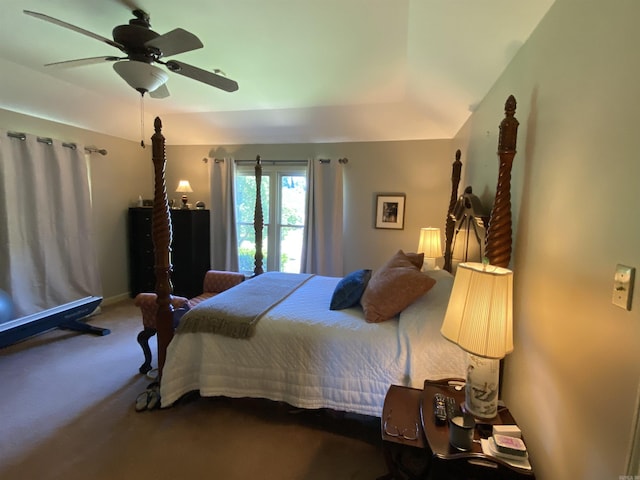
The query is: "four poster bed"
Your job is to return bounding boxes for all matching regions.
[143,95,519,416]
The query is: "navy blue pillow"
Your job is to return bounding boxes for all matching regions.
[329,269,372,310]
[172,303,190,329]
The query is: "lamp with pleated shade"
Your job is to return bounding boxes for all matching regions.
[417,227,443,270]
[440,262,513,418]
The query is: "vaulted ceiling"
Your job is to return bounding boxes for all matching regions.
[0,0,554,145]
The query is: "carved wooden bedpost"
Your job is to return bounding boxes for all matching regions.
[151,117,173,378]
[485,95,519,268]
[443,149,462,273]
[253,155,264,276]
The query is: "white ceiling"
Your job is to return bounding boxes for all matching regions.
[0,0,554,145]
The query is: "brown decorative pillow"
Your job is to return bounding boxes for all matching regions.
[360,250,436,323]
[405,252,425,270]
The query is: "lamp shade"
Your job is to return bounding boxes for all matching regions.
[175,180,193,193]
[441,262,513,359]
[417,227,443,259]
[113,61,168,94]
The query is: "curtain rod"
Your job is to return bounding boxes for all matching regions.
[6,131,107,156]
[211,157,348,165]
[234,159,308,166]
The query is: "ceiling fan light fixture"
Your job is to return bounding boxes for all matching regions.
[113,61,168,94]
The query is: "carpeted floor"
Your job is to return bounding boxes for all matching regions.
[0,299,387,479]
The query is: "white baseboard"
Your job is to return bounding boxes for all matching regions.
[101,293,131,307]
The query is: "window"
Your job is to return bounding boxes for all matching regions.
[235,162,307,275]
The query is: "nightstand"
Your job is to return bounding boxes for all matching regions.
[421,379,535,480]
[378,385,430,480]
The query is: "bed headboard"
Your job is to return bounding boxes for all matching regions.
[149,95,519,377]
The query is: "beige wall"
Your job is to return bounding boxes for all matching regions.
[165,140,454,274]
[454,1,640,478]
[0,109,455,301]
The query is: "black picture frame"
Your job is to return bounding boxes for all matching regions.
[375,194,405,229]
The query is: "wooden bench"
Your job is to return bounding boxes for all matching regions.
[134,270,245,374]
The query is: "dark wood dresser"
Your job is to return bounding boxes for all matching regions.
[128,207,210,298]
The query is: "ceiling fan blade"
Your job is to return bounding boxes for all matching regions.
[165,60,239,92]
[23,10,125,52]
[145,28,203,58]
[115,0,143,12]
[150,83,170,99]
[45,56,122,68]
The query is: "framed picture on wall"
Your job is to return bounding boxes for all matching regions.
[375,194,405,229]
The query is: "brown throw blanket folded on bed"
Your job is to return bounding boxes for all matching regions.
[175,272,314,339]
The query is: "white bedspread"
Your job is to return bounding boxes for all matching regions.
[160,269,466,417]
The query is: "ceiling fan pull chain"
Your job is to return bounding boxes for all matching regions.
[140,93,145,148]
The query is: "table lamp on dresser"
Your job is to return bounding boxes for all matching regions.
[175,180,193,209]
[440,262,513,419]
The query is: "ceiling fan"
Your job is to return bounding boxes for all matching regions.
[23,8,239,98]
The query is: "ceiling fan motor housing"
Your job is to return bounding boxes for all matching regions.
[112,24,161,63]
[130,9,151,28]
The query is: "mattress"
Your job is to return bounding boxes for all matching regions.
[160,269,466,416]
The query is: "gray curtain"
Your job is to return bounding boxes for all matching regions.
[301,158,344,276]
[209,157,239,271]
[0,131,102,319]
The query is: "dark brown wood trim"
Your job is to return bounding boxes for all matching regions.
[151,117,173,379]
[485,95,519,268]
[443,149,462,273]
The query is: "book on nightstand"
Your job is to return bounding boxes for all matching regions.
[493,434,527,457]
[481,435,532,471]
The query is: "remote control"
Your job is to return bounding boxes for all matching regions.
[446,396,460,419]
[433,393,447,425]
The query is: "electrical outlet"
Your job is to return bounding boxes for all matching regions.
[612,264,635,311]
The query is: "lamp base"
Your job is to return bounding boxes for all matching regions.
[422,257,439,271]
[180,195,189,209]
[464,353,500,419]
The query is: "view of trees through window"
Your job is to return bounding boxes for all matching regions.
[235,164,307,274]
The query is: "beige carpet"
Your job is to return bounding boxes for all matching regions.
[0,300,387,480]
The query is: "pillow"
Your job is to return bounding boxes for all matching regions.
[330,269,372,310]
[405,252,425,270]
[360,250,436,323]
[172,303,191,329]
